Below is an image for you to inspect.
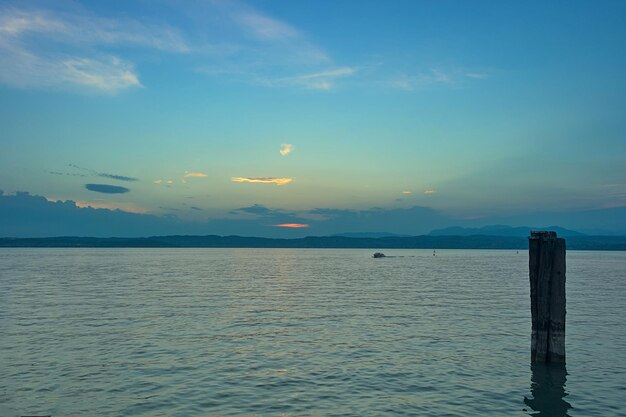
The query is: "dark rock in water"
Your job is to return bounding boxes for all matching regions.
[372,252,386,258]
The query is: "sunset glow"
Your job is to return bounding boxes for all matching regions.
[232,177,293,186]
[274,223,309,228]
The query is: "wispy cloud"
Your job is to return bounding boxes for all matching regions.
[85,183,130,194]
[279,144,294,156]
[0,49,142,92]
[0,8,189,52]
[0,2,485,95]
[62,57,142,92]
[153,178,174,186]
[183,172,208,178]
[69,164,138,181]
[232,177,293,186]
[0,6,188,93]
[274,223,309,228]
[390,69,488,91]
[264,67,356,90]
[46,170,86,177]
[221,2,328,63]
[424,189,437,195]
[191,1,359,90]
[233,9,299,41]
[402,191,412,195]
[0,3,353,93]
[390,69,452,91]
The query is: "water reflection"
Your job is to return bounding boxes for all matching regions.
[524,362,572,416]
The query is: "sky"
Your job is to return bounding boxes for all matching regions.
[1,0,625,237]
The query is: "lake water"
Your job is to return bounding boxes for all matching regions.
[0,249,624,417]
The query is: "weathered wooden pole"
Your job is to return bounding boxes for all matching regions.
[529,231,566,363]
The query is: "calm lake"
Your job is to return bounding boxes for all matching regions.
[1,249,624,416]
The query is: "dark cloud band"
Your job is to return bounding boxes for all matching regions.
[98,173,138,182]
[85,184,130,194]
[70,164,138,182]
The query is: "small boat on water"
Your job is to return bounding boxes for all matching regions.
[372,252,386,258]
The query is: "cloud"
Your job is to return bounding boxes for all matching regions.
[231,205,308,228]
[424,189,437,195]
[190,206,203,211]
[0,2,353,93]
[46,170,86,177]
[220,2,327,63]
[233,9,299,41]
[4,191,626,239]
[390,69,451,91]
[183,172,208,178]
[232,177,293,186]
[75,200,145,213]
[0,50,141,93]
[192,1,356,90]
[233,204,281,216]
[85,183,130,194]
[264,67,356,90]
[402,191,412,195]
[97,173,138,182]
[0,6,188,92]
[69,164,138,181]
[279,143,293,156]
[308,208,354,218]
[0,191,187,237]
[390,69,487,91]
[301,205,456,235]
[0,8,189,52]
[153,179,162,184]
[61,57,141,92]
[274,223,309,228]
[231,204,300,220]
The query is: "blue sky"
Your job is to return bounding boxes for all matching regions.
[1,0,625,236]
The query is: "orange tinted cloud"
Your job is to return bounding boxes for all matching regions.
[274,223,309,228]
[279,143,293,156]
[183,172,208,178]
[75,201,146,214]
[232,177,293,186]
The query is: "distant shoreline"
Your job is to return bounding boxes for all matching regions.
[1,235,625,250]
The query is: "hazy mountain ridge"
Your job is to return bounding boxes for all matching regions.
[428,225,586,237]
[2,234,625,250]
[332,232,413,238]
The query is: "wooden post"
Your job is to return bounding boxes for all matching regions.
[529,231,566,363]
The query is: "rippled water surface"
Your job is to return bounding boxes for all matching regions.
[1,249,625,416]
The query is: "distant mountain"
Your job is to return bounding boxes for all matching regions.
[428,225,585,237]
[332,232,412,238]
